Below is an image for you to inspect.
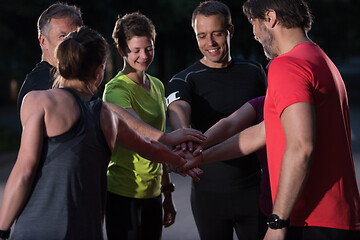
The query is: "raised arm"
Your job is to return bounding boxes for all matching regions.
[200,102,257,151]
[204,120,266,163]
[105,102,205,147]
[167,100,193,150]
[167,100,192,129]
[179,121,266,171]
[265,102,315,239]
[101,104,188,172]
[0,92,45,232]
[106,102,163,139]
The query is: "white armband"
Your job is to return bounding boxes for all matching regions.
[166,91,180,107]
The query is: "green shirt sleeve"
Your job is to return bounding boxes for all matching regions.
[103,80,132,109]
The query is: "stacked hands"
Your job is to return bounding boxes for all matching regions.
[164,128,207,181]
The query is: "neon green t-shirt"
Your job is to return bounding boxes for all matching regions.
[103,71,166,198]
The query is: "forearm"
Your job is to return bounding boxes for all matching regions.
[158,132,181,146]
[108,102,204,148]
[168,112,189,130]
[203,122,266,164]
[110,109,185,168]
[137,138,185,166]
[203,118,244,149]
[203,119,231,149]
[127,120,164,142]
[167,101,191,130]
[274,102,316,220]
[161,167,173,198]
[161,167,171,186]
[202,102,256,149]
[0,162,36,230]
[161,166,176,227]
[272,148,313,220]
[106,102,165,141]
[203,134,244,163]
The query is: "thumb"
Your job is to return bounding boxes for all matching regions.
[193,147,202,156]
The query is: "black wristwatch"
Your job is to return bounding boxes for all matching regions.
[267,214,290,229]
[0,229,11,239]
[161,183,175,193]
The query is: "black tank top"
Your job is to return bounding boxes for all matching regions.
[12,88,111,240]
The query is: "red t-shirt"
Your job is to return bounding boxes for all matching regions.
[264,42,360,230]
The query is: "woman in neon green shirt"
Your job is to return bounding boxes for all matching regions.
[103,12,176,240]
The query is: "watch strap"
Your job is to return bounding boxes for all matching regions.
[267,214,290,229]
[0,229,11,239]
[161,183,175,192]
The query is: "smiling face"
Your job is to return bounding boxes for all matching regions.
[40,17,79,66]
[252,18,277,59]
[194,14,233,68]
[122,35,154,73]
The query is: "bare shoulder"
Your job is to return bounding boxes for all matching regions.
[21,91,50,121]
[22,89,71,108]
[23,89,74,112]
[22,90,50,105]
[22,89,80,137]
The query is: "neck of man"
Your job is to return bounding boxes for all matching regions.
[276,27,312,56]
[42,52,55,67]
[201,55,232,69]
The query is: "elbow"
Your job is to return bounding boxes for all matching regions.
[14,159,39,189]
[220,118,235,135]
[304,141,315,156]
[303,143,315,165]
[17,168,36,188]
[301,134,316,162]
[289,140,315,168]
[6,168,36,197]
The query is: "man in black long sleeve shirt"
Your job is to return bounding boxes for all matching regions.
[17,3,83,126]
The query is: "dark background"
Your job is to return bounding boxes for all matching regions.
[0,3,359,237]
[0,0,359,153]
[1,0,359,104]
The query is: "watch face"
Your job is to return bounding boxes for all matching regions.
[267,214,280,229]
[267,214,289,229]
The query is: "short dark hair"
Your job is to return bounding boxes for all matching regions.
[37,3,83,37]
[242,0,313,31]
[55,26,109,85]
[112,12,156,51]
[191,1,232,29]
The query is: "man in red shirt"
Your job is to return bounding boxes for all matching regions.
[179,0,360,239]
[242,0,360,239]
